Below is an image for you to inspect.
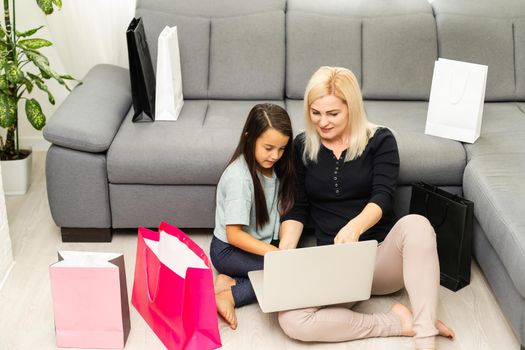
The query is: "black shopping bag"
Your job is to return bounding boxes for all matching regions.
[409,182,473,291]
[126,17,156,122]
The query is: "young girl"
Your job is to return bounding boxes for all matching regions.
[210,103,295,330]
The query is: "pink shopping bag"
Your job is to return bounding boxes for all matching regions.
[49,251,131,349]
[132,221,221,350]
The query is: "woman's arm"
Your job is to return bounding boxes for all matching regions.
[335,129,399,244]
[226,224,279,255]
[334,203,382,243]
[279,220,304,249]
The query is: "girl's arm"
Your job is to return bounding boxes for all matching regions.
[226,224,279,255]
[279,220,304,249]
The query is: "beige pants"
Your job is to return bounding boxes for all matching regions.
[278,214,440,349]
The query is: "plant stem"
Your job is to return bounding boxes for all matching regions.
[3,0,19,158]
[3,0,10,36]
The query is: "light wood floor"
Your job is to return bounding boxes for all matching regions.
[0,152,520,350]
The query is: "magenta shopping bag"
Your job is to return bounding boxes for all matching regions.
[49,251,131,349]
[132,221,221,350]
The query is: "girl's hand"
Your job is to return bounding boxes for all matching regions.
[334,221,363,244]
[266,244,280,253]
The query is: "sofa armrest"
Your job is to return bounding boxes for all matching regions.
[43,64,132,153]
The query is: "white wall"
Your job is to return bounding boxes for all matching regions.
[3,0,135,151]
[0,163,14,289]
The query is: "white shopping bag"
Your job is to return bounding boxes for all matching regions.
[425,58,488,143]
[155,26,184,121]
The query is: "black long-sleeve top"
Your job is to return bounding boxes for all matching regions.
[282,127,400,245]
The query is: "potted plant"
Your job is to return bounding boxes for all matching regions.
[0,0,79,194]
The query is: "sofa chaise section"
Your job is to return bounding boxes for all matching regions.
[433,0,525,347]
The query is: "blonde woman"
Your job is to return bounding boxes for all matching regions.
[278,66,455,350]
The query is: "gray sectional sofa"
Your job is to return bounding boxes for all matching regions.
[43,0,525,347]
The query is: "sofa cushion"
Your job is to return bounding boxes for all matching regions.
[286,0,432,17]
[285,0,436,101]
[208,11,285,99]
[138,9,210,99]
[432,0,525,101]
[435,15,515,101]
[463,155,525,298]
[137,0,285,100]
[107,100,286,185]
[515,19,525,100]
[137,0,285,17]
[286,12,361,99]
[361,14,437,100]
[464,103,525,159]
[364,101,466,186]
[285,100,466,186]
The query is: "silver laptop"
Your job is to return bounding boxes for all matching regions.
[248,240,377,313]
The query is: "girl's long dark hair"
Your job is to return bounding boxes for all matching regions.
[229,103,295,229]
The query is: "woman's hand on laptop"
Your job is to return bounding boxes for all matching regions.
[334,221,363,244]
[335,203,382,244]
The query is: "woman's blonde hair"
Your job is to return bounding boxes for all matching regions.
[303,66,378,163]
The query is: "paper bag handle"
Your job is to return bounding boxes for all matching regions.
[424,192,450,229]
[448,68,470,105]
[143,248,161,303]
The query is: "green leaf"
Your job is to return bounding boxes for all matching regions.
[24,50,51,72]
[16,26,45,38]
[27,72,44,82]
[27,72,43,83]
[0,26,5,39]
[37,0,54,15]
[28,73,55,105]
[25,98,46,130]
[0,93,17,128]
[0,76,7,90]
[22,78,34,94]
[24,49,50,66]
[52,0,62,9]
[6,63,24,84]
[40,69,51,79]
[19,38,52,50]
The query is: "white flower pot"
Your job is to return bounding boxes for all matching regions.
[1,150,32,195]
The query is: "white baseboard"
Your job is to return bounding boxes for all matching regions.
[19,137,51,152]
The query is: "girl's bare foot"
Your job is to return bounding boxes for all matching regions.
[216,289,237,330]
[436,319,455,339]
[214,274,236,294]
[389,303,415,337]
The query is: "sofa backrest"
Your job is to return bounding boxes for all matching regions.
[432,0,525,101]
[285,0,438,101]
[136,0,286,100]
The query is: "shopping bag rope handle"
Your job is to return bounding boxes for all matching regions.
[424,193,450,228]
[448,68,470,105]
[144,248,161,303]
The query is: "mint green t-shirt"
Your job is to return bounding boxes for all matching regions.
[214,156,280,244]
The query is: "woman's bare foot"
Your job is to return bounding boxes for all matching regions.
[436,319,455,339]
[389,303,416,337]
[214,274,236,294]
[216,289,237,330]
